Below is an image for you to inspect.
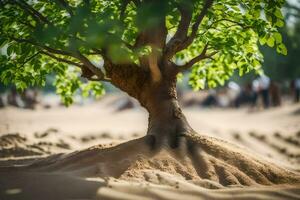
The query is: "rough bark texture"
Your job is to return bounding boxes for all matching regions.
[104,59,193,150]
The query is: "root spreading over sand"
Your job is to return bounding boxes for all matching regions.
[1,133,300,200]
[29,134,300,186]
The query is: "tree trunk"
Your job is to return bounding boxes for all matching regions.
[131,75,194,149]
[106,61,196,149]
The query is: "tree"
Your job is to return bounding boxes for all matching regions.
[1,0,299,185]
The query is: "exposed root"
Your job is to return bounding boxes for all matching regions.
[2,133,300,188]
[184,132,300,186]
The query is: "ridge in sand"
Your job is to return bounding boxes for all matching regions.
[1,133,300,200]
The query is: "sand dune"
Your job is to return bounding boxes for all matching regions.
[1,134,300,200]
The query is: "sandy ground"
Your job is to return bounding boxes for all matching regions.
[0,94,300,200]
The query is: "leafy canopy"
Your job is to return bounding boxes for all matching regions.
[0,0,286,105]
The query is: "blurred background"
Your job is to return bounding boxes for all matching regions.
[0,0,299,169]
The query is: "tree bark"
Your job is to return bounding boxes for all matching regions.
[143,81,193,144]
[145,95,193,149]
[104,58,195,149]
[107,63,193,149]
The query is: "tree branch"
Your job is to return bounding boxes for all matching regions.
[9,36,73,57]
[18,51,40,69]
[24,52,40,62]
[74,51,106,79]
[18,20,35,29]
[41,50,111,82]
[176,44,218,72]
[85,76,111,82]
[14,0,52,25]
[215,18,250,29]
[164,1,193,59]
[40,50,83,68]
[190,0,214,39]
[7,33,110,82]
[169,0,214,58]
[120,0,130,22]
[8,36,106,80]
[55,0,74,17]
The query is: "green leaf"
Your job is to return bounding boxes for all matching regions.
[267,37,275,47]
[276,43,287,55]
[259,37,267,45]
[275,19,284,27]
[273,33,282,43]
[274,8,283,19]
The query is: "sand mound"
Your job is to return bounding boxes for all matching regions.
[1,134,300,200]
[18,134,300,186]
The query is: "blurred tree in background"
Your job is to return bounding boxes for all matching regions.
[262,0,300,81]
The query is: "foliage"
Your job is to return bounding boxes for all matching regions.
[186,1,286,89]
[54,66,104,106]
[0,0,286,104]
[261,17,300,81]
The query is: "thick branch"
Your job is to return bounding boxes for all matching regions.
[74,52,105,79]
[174,3,193,39]
[165,0,214,60]
[190,0,214,38]
[164,2,193,59]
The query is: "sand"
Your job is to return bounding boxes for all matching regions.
[0,94,300,200]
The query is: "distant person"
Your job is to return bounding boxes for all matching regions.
[201,89,218,107]
[269,81,281,107]
[295,78,300,103]
[7,88,19,107]
[217,88,230,107]
[227,81,241,107]
[258,74,271,108]
[234,83,254,107]
[251,79,260,107]
[21,89,39,109]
